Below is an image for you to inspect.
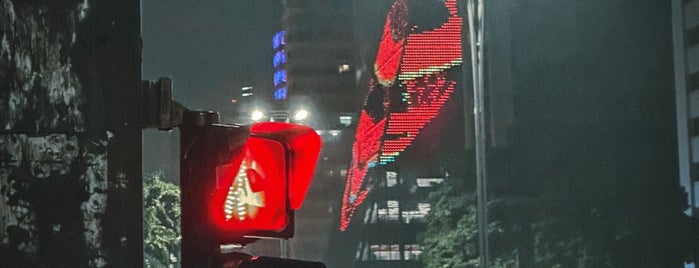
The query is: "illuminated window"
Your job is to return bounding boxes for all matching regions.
[338,63,350,74]
[401,203,430,224]
[370,244,400,260]
[419,203,430,215]
[403,244,422,260]
[416,177,444,187]
[268,111,290,122]
[386,171,398,187]
[339,115,353,126]
[356,242,368,261]
[365,203,376,224]
[241,86,253,98]
[377,200,400,221]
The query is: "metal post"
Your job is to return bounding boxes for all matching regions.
[671,0,693,216]
[281,239,289,258]
[465,0,489,266]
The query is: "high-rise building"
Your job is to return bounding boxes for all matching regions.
[337,1,469,267]
[282,0,357,118]
[673,0,699,217]
[267,0,359,264]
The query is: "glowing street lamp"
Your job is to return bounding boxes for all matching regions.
[251,110,264,121]
[293,109,309,121]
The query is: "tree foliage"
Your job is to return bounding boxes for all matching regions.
[143,171,181,268]
[418,181,516,268]
[419,178,695,268]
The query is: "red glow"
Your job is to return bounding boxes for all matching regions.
[398,0,462,81]
[197,122,320,239]
[374,0,408,86]
[340,111,386,231]
[340,1,405,230]
[209,138,288,233]
[382,0,462,163]
[250,122,322,210]
[381,72,456,163]
[341,0,463,231]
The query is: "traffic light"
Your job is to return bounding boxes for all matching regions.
[179,111,321,267]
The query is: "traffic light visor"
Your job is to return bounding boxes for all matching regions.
[250,122,321,210]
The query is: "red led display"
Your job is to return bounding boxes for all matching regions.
[250,122,322,210]
[340,110,386,231]
[374,0,407,87]
[381,71,456,163]
[397,0,462,81]
[340,0,463,230]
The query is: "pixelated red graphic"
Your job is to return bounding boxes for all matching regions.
[341,0,463,230]
[398,0,462,81]
[374,0,408,86]
[380,72,456,163]
[340,110,386,231]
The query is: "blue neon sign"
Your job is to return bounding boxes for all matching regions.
[274,69,287,87]
[273,50,287,69]
[272,31,286,51]
[274,87,287,100]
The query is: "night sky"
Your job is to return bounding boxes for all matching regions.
[142,0,278,116]
[141,0,279,178]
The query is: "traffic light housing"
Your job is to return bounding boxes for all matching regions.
[220,253,327,268]
[179,111,321,266]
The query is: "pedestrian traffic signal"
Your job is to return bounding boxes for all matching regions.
[208,132,290,238]
[179,111,321,266]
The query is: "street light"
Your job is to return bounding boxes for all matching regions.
[251,110,264,121]
[294,109,309,121]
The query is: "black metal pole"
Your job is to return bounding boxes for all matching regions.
[180,110,220,267]
[464,0,489,266]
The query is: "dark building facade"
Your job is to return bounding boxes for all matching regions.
[244,0,360,264]
[281,0,358,262]
[483,0,680,267]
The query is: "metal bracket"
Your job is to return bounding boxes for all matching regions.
[141,77,188,130]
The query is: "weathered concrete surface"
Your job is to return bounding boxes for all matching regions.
[0,0,142,267]
[0,0,88,132]
[0,134,108,267]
